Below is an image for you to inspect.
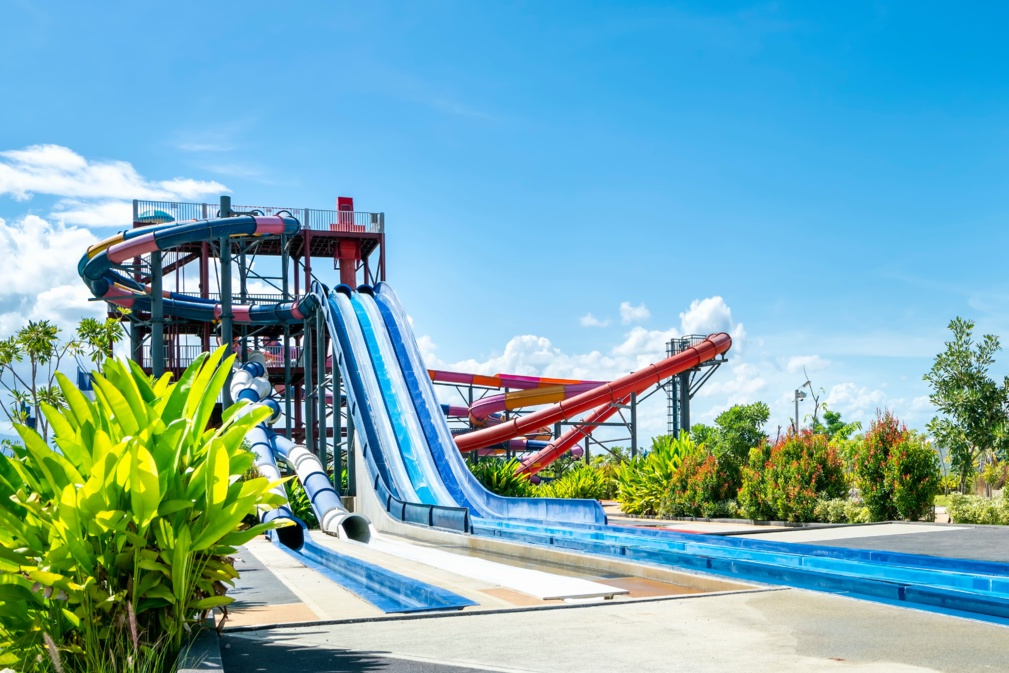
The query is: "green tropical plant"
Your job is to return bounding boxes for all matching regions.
[738,431,846,522]
[285,476,319,529]
[538,464,609,500]
[0,347,288,673]
[615,433,698,515]
[469,458,536,497]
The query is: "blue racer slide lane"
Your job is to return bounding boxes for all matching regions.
[368,283,608,525]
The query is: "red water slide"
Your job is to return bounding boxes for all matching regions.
[454,332,732,456]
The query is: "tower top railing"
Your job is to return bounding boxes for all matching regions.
[132,199,385,234]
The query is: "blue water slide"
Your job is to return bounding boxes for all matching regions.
[350,290,455,507]
[327,289,419,502]
[370,282,607,526]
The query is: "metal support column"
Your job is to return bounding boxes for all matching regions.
[333,338,343,492]
[219,197,234,405]
[346,415,356,496]
[316,309,328,476]
[678,372,690,435]
[630,392,638,457]
[150,250,164,378]
[303,318,315,456]
[238,243,248,362]
[283,324,292,438]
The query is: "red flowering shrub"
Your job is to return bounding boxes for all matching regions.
[738,431,846,522]
[659,452,736,518]
[857,410,941,521]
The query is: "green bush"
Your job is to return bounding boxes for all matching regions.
[615,433,698,515]
[469,459,536,497]
[947,494,1009,525]
[0,348,287,673]
[855,411,941,521]
[813,498,872,524]
[738,432,846,522]
[284,477,319,529]
[659,453,737,518]
[538,464,608,500]
[888,437,941,522]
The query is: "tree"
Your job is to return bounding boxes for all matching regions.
[0,317,123,442]
[923,318,1009,493]
[691,402,770,495]
[810,407,862,440]
[692,401,770,466]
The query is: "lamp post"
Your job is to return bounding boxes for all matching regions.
[794,388,807,433]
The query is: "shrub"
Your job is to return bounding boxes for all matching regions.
[855,411,903,520]
[538,464,608,500]
[887,437,941,522]
[469,459,536,497]
[947,494,1009,525]
[855,411,941,521]
[659,453,737,518]
[813,498,872,524]
[0,348,287,673]
[285,477,319,529]
[738,431,846,522]
[615,433,698,515]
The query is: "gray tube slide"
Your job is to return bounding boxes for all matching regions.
[273,434,371,542]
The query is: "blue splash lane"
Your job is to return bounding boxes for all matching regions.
[275,538,477,614]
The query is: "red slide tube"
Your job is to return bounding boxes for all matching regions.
[455,332,732,453]
[516,400,627,476]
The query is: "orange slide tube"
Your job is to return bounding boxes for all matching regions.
[455,332,732,453]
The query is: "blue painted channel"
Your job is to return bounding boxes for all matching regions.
[275,538,476,614]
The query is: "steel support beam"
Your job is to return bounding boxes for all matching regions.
[150,250,164,378]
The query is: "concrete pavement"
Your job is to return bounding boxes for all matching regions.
[221,586,1009,672]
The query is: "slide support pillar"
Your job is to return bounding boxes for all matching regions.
[304,317,315,456]
[630,392,638,457]
[333,351,344,492]
[316,308,328,475]
[220,196,234,405]
[150,250,164,379]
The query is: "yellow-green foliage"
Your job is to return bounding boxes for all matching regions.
[615,433,698,516]
[0,347,288,672]
[538,463,609,500]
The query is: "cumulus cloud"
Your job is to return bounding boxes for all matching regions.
[619,301,651,324]
[786,354,830,374]
[0,144,228,227]
[0,215,105,334]
[679,296,746,349]
[579,312,611,327]
[824,382,887,419]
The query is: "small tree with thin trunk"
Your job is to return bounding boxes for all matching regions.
[923,317,1009,493]
[0,316,123,442]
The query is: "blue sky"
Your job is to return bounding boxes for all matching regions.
[2,1,1009,439]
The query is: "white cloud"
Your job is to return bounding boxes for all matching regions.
[0,144,228,228]
[679,296,747,352]
[619,301,651,324]
[786,354,830,374]
[824,382,887,419]
[50,199,133,228]
[697,362,767,402]
[579,312,611,327]
[0,215,104,334]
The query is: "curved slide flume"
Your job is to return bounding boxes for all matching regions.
[369,282,608,525]
[454,332,733,454]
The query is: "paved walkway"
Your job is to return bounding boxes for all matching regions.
[221,587,1009,672]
